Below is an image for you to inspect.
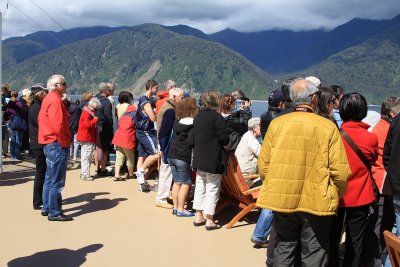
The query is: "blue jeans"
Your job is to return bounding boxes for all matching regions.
[167,158,192,185]
[252,208,273,243]
[384,195,400,267]
[42,142,69,217]
[10,130,23,159]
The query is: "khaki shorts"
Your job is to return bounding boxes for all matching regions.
[115,146,136,167]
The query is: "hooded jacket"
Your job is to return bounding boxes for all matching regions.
[167,117,194,163]
[383,113,400,194]
[112,105,137,150]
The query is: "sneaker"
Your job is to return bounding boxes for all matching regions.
[80,175,94,181]
[138,182,151,192]
[155,202,173,209]
[176,210,195,217]
[250,237,268,248]
[172,209,177,215]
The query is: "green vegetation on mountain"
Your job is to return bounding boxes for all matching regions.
[3,24,273,99]
[288,17,400,104]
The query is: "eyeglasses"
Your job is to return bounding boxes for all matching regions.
[57,82,67,87]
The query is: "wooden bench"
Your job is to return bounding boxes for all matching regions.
[384,230,400,267]
[217,152,261,229]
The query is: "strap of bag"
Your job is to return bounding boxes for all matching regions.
[339,129,378,186]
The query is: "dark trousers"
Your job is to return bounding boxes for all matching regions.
[266,220,276,267]
[32,148,46,207]
[330,205,370,267]
[362,195,395,266]
[274,212,331,267]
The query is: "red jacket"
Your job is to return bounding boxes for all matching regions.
[77,106,98,143]
[155,90,169,116]
[371,119,390,191]
[112,105,137,149]
[340,121,378,207]
[38,91,71,147]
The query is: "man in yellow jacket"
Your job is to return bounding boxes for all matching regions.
[257,78,351,266]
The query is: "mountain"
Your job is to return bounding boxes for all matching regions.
[3,24,273,99]
[2,26,127,69]
[286,15,400,104]
[211,17,392,73]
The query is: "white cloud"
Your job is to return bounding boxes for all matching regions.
[2,0,400,38]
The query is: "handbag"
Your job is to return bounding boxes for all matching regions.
[340,129,379,204]
[9,114,28,131]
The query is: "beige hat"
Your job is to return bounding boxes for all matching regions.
[305,76,321,87]
[21,88,31,96]
[248,117,261,129]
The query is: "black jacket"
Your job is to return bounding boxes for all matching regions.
[383,113,400,194]
[69,103,82,133]
[193,110,230,174]
[28,98,44,149]
[225,109,252,136]
[95,94,113,133]
[167,118,194,163]
[260,106,281,139]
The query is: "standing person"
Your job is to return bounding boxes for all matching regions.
[95,83,114,176]
[1,84,9,158]
[38,75,72,221]
[112,102,137,181]
[331,85,344,128]
[77,98,101,181]
[69,97,82,161]
[106,82,116,123]
[156,79,176,116]
[19,88,31,154]
[257,79,351,266]
[167,97,198,216]
[363,97,400,266]
[383,103,400,265]
[316,87,338,127]
[116,91,134,120]
[28,84,48,210]
[6,91,25,160]
[192,90,230,230]
[135,79,161,192]
[156,87,184,209]
[330,92,379,267]
[260,89,285,140]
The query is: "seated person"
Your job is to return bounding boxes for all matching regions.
[235,117,261,186]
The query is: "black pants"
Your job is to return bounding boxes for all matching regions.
[266,219,276,267]
[274,212,331,267]
[32,148,46,207]
[330,205,370,267]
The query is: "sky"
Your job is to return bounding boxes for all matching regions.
[1,0,400,39]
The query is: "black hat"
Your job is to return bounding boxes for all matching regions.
[30,83,48,95]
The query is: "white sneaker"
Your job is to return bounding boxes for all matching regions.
[80,175,94,181]
[135,170,145,183]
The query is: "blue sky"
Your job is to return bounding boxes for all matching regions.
[2,0,400,39]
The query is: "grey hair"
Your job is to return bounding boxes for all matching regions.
[164,79,176,88]
[381,96,400,119]
[169,87,184,98]
[88,97,102,109]
[290,78,319,107]
[99,82,110,93]
[47,75,64,92]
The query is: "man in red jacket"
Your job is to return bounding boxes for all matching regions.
[38,74,72,221]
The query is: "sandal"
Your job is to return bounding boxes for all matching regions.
[113,177,126,182]
[126,174,135,179]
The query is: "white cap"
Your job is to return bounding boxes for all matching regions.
[305,76,321,87]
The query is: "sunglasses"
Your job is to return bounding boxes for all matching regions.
[57,82,67,87]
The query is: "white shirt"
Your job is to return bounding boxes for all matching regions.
[235,131,261,175]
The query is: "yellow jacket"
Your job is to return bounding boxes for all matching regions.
[256,111,351,216]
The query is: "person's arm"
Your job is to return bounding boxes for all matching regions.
[328,129,351,199]
[158,109,175,138]
[143,102,156,122]
[47,100,65,139]
[215,114,230,147]
[248,137,261,157]
[258,125,272,181]
[383,124,394,170]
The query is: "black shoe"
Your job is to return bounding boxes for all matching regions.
[41,211,49,216]
[33,205,42,210]
[250,237,268,248]
[48,213,73,221]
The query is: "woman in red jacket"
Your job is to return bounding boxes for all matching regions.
[77,98,101,181]
[330,93,378,267]
[112,104,137,181]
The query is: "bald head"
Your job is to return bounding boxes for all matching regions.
[290,79,319,107]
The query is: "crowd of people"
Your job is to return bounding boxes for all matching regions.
[1,74,400,266]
